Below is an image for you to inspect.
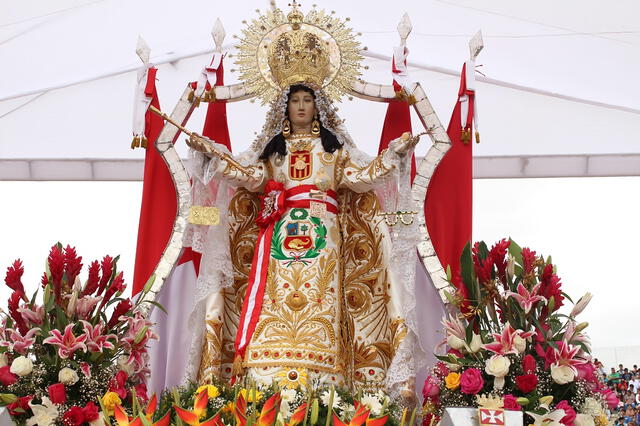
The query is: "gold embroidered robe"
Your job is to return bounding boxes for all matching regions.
[196,135,410,390]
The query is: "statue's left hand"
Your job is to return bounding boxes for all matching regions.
[392,132,421,155]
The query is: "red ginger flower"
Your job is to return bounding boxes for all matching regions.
[98,271,126,311]
[108,299,133,328]
[4,259,27,301]
[8,291,28,334]
[540,263,564,314]
[82,260,101,296]
[521,247,537,275]
[97,255,114,296]
[48,244,65,302]
[489,239,510,284]
[63,245,83,291]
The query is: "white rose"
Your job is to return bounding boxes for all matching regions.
[514,334,526,353]
[58,367,79,385]
[0,353,7,367]
[89,413,107,426]
[550,365,576,384]
[485,355,511,390]
[469,333,483,353]
[581,398,602,416]
[574,414,595,426]
[447,334,466,350]
[10,356,33,376]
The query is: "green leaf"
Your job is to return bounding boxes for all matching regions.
[446,264,452,282]
[460,242,474,290]
[547,296,555,313]
[508,238,523,265]
[476,241,489,260]
[140,299,168,314]
[142,274,156,294]
[561,292,574,304]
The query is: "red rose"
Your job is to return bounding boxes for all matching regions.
[7,395,32,416]
[515,373,538,394]
[503,394,520,411]
[48,383,67,404]
[522,354,537,374]
[135,383,148,404]
[460,368,485,395]
[0,366,17,386]
[555,400,576,426]
[63,406,85,426]
[109,370,129,399]
[82,402,99,422]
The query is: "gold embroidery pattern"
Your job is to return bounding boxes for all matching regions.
[246,250,342,373]
[344,151,392,184]
[216,188,261,380]
[318,151,336,166]
[338,189,406,390]
[197,318,223,384]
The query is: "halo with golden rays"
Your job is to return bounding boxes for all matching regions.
[234,3,363,104]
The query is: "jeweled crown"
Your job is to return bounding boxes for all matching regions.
[268,28,330,89]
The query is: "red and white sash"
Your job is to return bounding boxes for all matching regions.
[233,181,338,368]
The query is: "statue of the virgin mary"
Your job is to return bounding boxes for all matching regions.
[181,4,425,398]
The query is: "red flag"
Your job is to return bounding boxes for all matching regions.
[378,48,415,178]
[424,62,475,279]
[132,67,176,295]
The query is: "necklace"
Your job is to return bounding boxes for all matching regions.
[286,132,314,139]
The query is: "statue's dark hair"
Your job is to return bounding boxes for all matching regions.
[259,84,342,160]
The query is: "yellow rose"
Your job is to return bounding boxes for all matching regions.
[444,372,461,390]
[101,391,122,416]
[239,388,263,402]
[196,384,220,399]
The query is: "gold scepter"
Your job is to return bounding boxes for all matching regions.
[148,105,253,176]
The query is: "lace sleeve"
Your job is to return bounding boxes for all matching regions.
[190,148,267,192]
[338,138,405,193]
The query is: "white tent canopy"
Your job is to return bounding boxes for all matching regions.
[1,0,639,179]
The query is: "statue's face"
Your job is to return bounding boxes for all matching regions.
[287,89,316,130]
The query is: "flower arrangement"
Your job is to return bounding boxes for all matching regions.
[421,239,618,426]
[126,380,408,426]
[0,244,158,425]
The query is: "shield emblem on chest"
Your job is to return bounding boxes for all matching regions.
[289,150,312,181]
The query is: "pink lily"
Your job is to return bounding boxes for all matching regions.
[483,324,534,356]
[550,340,587,374]
[43,324,87,359]
[120,312,158,350]
[75,295,102,320]
[79,362,92,379]
[17,304,44,326]
[81,320,117,352]
[505,283,546,314]
[0,327,40,354]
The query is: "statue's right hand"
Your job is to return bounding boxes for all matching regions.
[186,133,215,156]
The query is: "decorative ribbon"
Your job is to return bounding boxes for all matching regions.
[131,65,156,149]
[459,60,480,143]
[233,181,338,372]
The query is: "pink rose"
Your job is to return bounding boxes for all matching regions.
[555,400,576,426]
[576,363,596,383]
[503,394,520,411]
[460,368,484,395]
[600,388,620,410]
[422,375,441,398]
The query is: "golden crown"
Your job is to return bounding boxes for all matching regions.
[268,29,330,90]
[235,2,363,103]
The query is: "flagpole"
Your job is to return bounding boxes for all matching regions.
[148,105,252,176]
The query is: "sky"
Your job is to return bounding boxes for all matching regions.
[0,176,638,367]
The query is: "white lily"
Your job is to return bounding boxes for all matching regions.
[526,409,566,426]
